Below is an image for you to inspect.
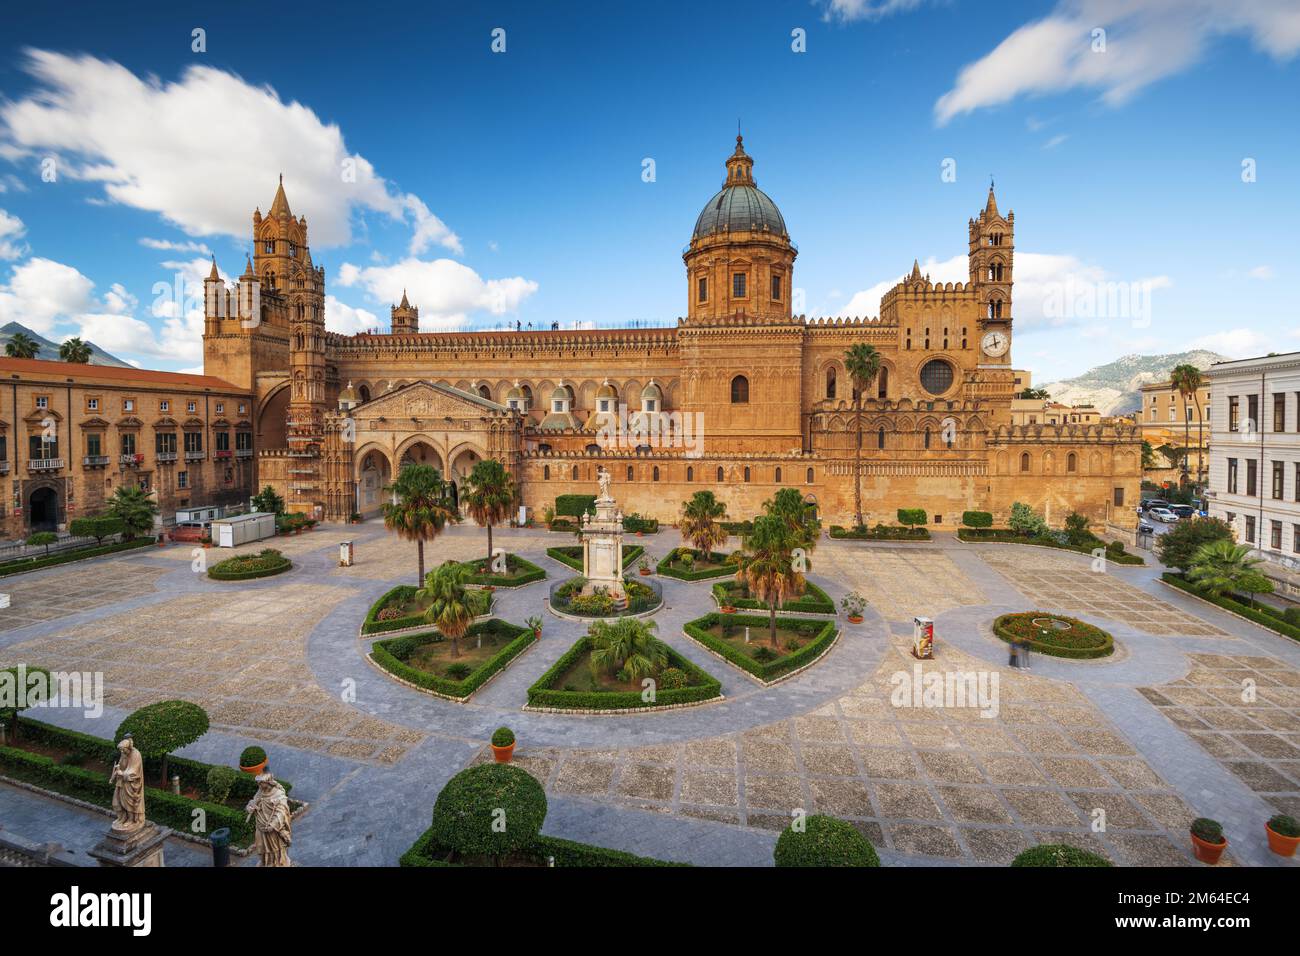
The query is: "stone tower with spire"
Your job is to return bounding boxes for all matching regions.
[391,291,419,334]
[969,182,1013,326]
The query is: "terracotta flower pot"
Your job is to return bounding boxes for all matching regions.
[533,629,541,640]
[240,759,267,776]
[1191,832,1227,864]
[721,606,737,614]
[639,568,650,576]
[491,742,515,764]
[1265,823,1300,857]
[848,614,864,624]
[636,531,643,537]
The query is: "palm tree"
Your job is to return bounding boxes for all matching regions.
[5,331,40,359]
[1170,364,1203,488]
[382,464,458,585]
[844,343,882,529]
[105,485,159,540]
[58,337,92,363]
[462,458,516,566]
[680,490,728,563]
[738,514,805,647]
[417,561,475,659]
[765,487,817,555]
[588,617,667,682]
[1188,540,1263,597]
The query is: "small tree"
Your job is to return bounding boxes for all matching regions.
[1063,512,1092,547]
[58,337,92,363]
[114,700,210,784]
[382,464,458,585]
[1155,516,1233,573]
[961,511,993,528]
[897,508,926,530]
[774,815,880,867]
[680,490,728,563]
[1238,570,1274,608]
[251,485,285,515]
[1009,502,1047,537]
[430,764,547,865]
[0,665,51,742]
[26,531,57,557]
[70,514,125,546]
[462,458,516,566]
[767,487,818,553]
[105,485,159,540]
[738,514,804,647]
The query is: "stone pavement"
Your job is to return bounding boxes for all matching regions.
[2,523,1298,867]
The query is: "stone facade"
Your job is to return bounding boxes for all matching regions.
[1139,379,1211,487]
[0,357,254,539]
[205,140,1141,531]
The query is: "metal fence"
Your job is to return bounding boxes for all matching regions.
[0,533,104,561]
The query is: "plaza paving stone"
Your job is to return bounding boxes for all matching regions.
[3,524,1300,867]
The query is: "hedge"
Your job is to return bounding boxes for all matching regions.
[829,524,931,541]
[526,636,721,710]
[656,548,738,581]
[361,584,493,635]
[623,513,659,534]
[546,544,642,572]
[683,612,839,682]
[1162,573,1300,644]
[774,815,880,867]
[961,511,993,528]
[68,515,125,543]
[992,612,1114,659]
[0,537,155,577]
[458,553,546,587]
[371,618,534,700]
[1011,844,1112,867]
[399,826,685,867]
[555,494,597,517]
[712,579,835,614]
[206,549,292,580]
[956,528,1145,564]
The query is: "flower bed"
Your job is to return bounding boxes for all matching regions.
[0,537,155,578]
[829,524,931,541]
[0,717,295,848]
[399,826,684,867]
[546,544,643,572]
[656,547,738,581]
[710,579,835,615]
[992,612,1114,659]
[683,612,839,682]
[957,528,1144,564]
[457,552,546,587]
[370,618,535,700]
[206,548,292,580]
[1161,573,1300,644]
[362,584,493,635]
[526,635,721,711]
[550,575,661,616]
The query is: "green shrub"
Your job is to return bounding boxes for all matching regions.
[1155,516,1233,572]
[1010,844,1112,867]
[239,746,266,769]
[1268,814,1300,837]
[896,508,927,529]
[623,512,658,533]
[70,514,125,545]
[554,494,597,518]
[1284,608,1300,628]
[206,765,239,803]
[1009,502,1047,536]
[429,764,547,861]
[658,667,688,690]
[444,663,471,680]
[1162,573,1300,644]
[961,511,993,528]
[527,636,721,710]
[371,619,535,700]
[1191,818,1224,843]
[774,815,880,867]
[684,612,838,681]
[115,701,210,782]
[491,726,515,747]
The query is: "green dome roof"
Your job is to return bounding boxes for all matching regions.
[692,135,788,241]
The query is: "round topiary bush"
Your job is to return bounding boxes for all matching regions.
[206,765,239,803]
[430,764,547,862]
[1011,843,1113,867]
[240,745,267,769]
[114,700,210,783]
[774,815,880,867]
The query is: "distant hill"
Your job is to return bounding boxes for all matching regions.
[1039,350,1227,416]
[0,321,133,368]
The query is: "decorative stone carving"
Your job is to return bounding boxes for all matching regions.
[246,772,293,867]
[110,735,146,833]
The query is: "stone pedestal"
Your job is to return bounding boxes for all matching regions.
[89,823,167,868]
[580,486,626,607]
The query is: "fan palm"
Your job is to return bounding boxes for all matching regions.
[462,458,516,566]
[1169,363,1203,487]
[844,343,882,528]
[417,561,474,659]
[4,331,40,359]
[765,487,818,555]
[1188,540,1263,597]
[105,485,159,540]
[738,514,805,646]
[680,490,728,563]
[58,337,92,363]
[588,617,667,683]
[382,464,458,585]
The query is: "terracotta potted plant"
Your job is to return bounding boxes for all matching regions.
[239,745,268,775]
[841,591,867,624]
[639,555,652,576]
[490,726,515,763]
[1190,817,1227,864]
[157,533,167,548]
[1265,814,1300,857]
[526,616,543,640]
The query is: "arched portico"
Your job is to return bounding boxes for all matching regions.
[355,445,392,518]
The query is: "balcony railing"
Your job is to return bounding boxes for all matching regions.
[184,450,206,462]
[82,455,110,467]
[28,458,63,472]
[235,448,253,459]
[156,451,178,462]
[0,461,9,475]
[213,449,232,460]
[120,453,144,467]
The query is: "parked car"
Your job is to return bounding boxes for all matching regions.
[1149,507,1179,523]
[1141,499,1170,513]
[1170,504,1196,519]
[1138,522,1155,534]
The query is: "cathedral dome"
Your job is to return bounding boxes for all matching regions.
[692,136,787,241]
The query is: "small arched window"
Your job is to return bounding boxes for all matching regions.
[877,366,888,399]
[477,385,491,399]
[627,465,634,481]
[743,467,751,482]
[730,375,749,404]
[924,428,932,449]
[806,468,814,484]
[358,385,371,403]
[1020,452,1031,472]
[585,444,601,455]
[652,466,660,482]
[571,466,578,480]
[1067,452,1077,473]
[687,466,694,482]
[826,368,836,399]
[775,467,782,483]
[717,466,724,482]
[877,427,886,450]
[544,465,550,479]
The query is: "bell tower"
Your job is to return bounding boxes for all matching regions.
[391,291,419,334]
[969,182,1013,365]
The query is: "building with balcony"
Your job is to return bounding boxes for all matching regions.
[1139,378,1212,487]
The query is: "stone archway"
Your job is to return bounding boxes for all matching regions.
[447,443,487,516]
[355,447,392,518]
[29,486,59,532]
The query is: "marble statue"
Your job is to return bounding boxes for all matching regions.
[597,466,612,500]
[109,735,146,833]
[246,772,292,867]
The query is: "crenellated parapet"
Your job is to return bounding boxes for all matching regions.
[987,421,1141,444]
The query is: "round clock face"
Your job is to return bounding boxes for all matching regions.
[981,330,1009,357]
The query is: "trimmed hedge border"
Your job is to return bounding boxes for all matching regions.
[1160,573,1300,644]
[992,612,1115,660]
[458,553,547,588]
[369,618,534,702]
[399,826,686,867]
[683,612,840,683]
[525,635,721,712]
[546,544,643,573]
[0,717,297,849]
[829,524,931,541]
[0,537,155,578]
[957,528,1145,565]
[206,552,292,581]
[656,548,738,581]
[360,584,493,636]
[711,579,836,616]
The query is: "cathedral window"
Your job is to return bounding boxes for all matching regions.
[264,240,274,254]
[775,467,782,483]
[1020,452,1031,472]
[919,360,953,395]
[717,466,724,482]
[877,366,888,399]
[572,466,578,480]
[544,466,550,479]
[698,277,707,303]
[732,273,747,298]
[806,468,814,484]
[289,242,297,258]
[771,274,781,300]
[1067,453,1077,473]
[730,375,749,404]
[924,428,931,449]
[877,427,885,450]
[687,466,694,482]
[627,465,634,481]
[826,367,836,399]
[743,467,750,482]
[653,466,660,482]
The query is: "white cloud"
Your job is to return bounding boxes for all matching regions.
[935,0,1300,125]
[337,257,538,330]
[0,256,95,333]
[822,0,927,22]
[0,50,461,254]
[1187,327,1275,359]
[1043,134,1069,149]
[139,237,211,256]
[0,209,27,259]
[1249,265,1274,280]
[325,295,381,336]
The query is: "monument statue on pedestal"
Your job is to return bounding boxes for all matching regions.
[246,772,293,867]
[581,469,627,607]
[110,735,146,832]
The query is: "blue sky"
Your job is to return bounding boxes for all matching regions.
[0,0,1297,384]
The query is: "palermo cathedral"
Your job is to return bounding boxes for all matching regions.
[202,136,1141,533]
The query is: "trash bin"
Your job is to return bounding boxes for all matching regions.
[211,827,231,868]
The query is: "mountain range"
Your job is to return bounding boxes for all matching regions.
[1038,350,1228,416]
[0,321,132,368]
